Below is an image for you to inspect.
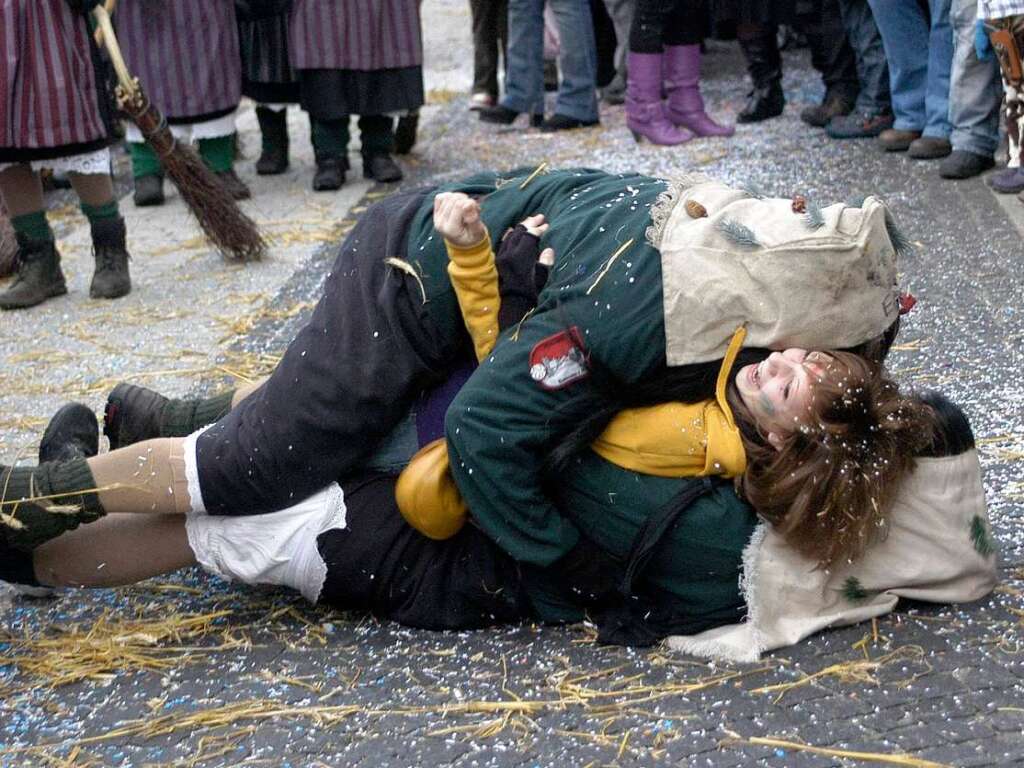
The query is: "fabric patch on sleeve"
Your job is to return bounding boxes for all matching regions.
[529,328,589,390]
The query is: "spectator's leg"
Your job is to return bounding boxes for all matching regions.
[359,115,404,183]
[865,0,928,136]
[736,23,785,123]
[310,116,350,191]
[549,0,600,122]
[941,0,1000,177]
[986,15,1024,192]
[625,0,692,143]
[68,171,131,300]
[800,0,859,106]
[601,0,634,103]
[922,0,954,140]
[838,0,891,116]
[501,0,546,116]
[470,0,503,102]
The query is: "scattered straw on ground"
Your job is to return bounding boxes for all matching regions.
[719,731,952,768]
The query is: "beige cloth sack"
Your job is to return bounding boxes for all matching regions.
[650,178,902,366]
[667,450,999,662]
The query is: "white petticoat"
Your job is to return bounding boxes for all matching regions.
[0,147,111,175]
[123,111,237,144]
[182,426,346,604]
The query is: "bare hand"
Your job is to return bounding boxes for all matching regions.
[433,192,487,248]
[519,213,549,238]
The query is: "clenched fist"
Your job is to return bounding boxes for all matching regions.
[433,192,488,249]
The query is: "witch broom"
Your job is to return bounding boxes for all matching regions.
[91,5,266,261]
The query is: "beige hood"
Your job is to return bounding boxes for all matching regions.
[667,450,999,662]
[650,178,902,365]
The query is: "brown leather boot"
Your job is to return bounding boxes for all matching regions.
[0,234,67,310]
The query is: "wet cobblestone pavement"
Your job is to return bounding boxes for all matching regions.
[2,2,1023,765]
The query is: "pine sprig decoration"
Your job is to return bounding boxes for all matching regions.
[803,200,825,230]
[884,209,914,259]
[845,194,868,208]
[841,576,872,603]
[970,515,996,557]
[717,218,760,248]
[740,181,767,199]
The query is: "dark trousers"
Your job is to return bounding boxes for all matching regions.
[470,0,508,97]
[738,0,859,93]
[629,0,706,51]
[194,189,466,516]
[316,474,530,630]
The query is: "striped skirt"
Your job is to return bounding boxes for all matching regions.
[116,0,242,124]
[289,0,423,71]
[239,11,300,103]
[0,0,113,161]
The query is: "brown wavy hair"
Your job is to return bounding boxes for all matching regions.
[730,351,934,568]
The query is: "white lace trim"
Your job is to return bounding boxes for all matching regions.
[645,173,711,249]
[0,148,111,176]
[296,482,347,604]
[124,111,237,144]
[182,425,212,515]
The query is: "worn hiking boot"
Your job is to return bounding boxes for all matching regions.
[103,383,170,450]
[363,154,403,183]
[0,234,67,311]
[89,216,131,300]
[103,383,236,449]
[800,89,856,128]
[40,403,99,464]
[133,173,165,207]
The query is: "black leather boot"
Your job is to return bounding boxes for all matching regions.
[0,234,67,311]
[394,111,419,155]
[40,403,99,463]
[89,216,131,300]
[133,173,165,207]
[104,383,236,450]
[737,29,785,123]
[312,156,348,191]
[255,106,290,175]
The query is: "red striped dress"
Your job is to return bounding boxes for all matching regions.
[116,0,242,124]
[0,0,113,162]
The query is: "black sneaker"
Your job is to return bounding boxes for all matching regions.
[39,403,99,463]
[539,114,599,132]
[939,150,995,179]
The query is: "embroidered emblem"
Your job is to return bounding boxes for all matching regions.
[529,328,588,390]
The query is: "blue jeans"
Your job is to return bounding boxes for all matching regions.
[838,0,891,115]
[502,0,599,122]
[867,0,953,137]
[948,0,1001,155]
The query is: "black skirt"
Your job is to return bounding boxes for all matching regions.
[711,0,797,27]
[238,12,301,103]
[299,67,424,120]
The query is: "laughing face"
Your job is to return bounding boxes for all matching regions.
[735,349,832,449]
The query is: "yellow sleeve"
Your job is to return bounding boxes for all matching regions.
[445,233,501,363]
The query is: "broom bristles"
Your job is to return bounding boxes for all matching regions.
[124,92,266,262]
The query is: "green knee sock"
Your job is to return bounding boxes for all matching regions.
[159,390,237,437]
[129,141,162,179]
[81,199,119,225]
[0,459,104,552]
[311,118,350,160]
[10,211,53,242]
[198,134,236,173]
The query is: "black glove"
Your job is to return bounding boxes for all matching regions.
[64,0,100,14]
[495,225,550,331]
[549,536,624,608]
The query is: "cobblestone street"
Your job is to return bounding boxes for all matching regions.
[2,1,1023,765]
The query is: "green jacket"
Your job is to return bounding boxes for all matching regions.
[405,168,756,625]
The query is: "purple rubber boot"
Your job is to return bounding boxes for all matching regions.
[663,45,735,137]
[625,52,693,146]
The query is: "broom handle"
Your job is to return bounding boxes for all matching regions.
[91,0,119,46]
[91,3,136,99]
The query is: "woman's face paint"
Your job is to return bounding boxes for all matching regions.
[735,349,831,437]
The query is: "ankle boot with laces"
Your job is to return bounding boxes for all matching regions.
[89,216,131,300]
[0,233,67,310]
